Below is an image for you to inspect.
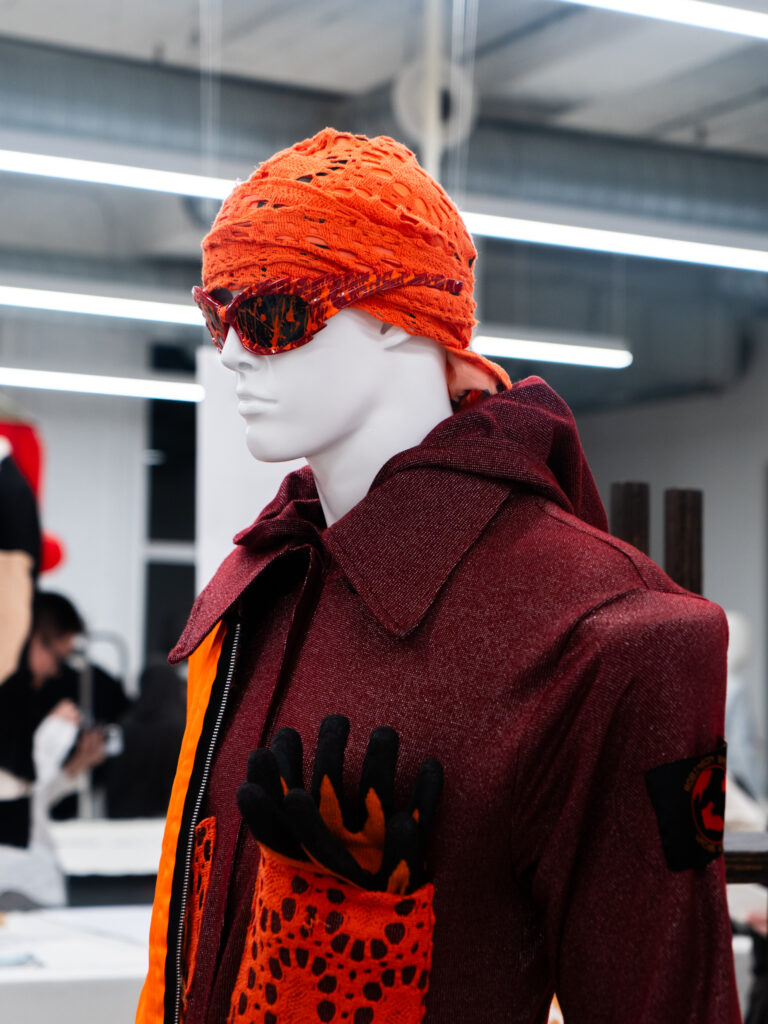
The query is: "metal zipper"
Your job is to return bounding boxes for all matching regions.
[173,618,241,1024]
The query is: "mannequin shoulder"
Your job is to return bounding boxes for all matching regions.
[458,492,671,606]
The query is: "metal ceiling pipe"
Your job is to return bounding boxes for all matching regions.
[3,38,768,237]
[421,0,444,181]
[465,120,768,234]
[0,37,340,163]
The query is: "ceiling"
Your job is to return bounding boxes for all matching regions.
[3,0,768,152]
[1,0,768,410]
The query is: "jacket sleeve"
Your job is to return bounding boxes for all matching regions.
[512,587,741,1023]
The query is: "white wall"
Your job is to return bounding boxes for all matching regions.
[0,313,150,690]
[18,389,147,687]
[577,336,768,780]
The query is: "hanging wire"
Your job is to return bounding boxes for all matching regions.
[199,0,223,180]
[445,0,479,208]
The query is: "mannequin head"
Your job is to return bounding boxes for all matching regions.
[725,610,751,674]
[201,129,510,408]
[220,304,450,464]
[198,129,512,522]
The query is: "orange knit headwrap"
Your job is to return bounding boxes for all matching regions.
[202,128,510,404]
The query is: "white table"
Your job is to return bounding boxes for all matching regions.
[49,818,165,877]
[0,904,152,1024]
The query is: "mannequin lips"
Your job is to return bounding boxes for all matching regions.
[238,396,277,414]
[236,385,277,405]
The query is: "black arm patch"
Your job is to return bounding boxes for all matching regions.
[644,740,727,872]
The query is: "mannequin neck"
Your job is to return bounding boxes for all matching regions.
[308,336,452,526]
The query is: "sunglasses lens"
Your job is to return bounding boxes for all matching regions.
[196,296,227,350]
[235,294,311,352]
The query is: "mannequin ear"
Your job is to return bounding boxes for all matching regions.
[377,322,425,351]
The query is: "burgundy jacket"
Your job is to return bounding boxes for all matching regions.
[145,377,740,1024]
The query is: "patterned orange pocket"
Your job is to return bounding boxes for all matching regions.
[227,846,435,1024]
[182,816,217,1015]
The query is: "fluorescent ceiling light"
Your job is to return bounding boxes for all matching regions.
[4,148,768,274]
[462,211,768,274]
[473,329,633,369]
[554,0,768,40]
[0,285,200,326]
[0,367,204,402]
[0,149,231,199]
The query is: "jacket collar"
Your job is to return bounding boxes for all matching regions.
[325,468,509,636]
[171,379,606,661]
[170,463,508,661]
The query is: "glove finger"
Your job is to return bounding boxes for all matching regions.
[357,726,399,824]
[311,714,350,807]
[379,810,422,893]
[283,787,369,889]
[236,781,304,861]
[270,726,304,791]
[407,757,444,838]
[246,748,284,805]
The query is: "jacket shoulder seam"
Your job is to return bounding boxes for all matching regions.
[533,497,657,592]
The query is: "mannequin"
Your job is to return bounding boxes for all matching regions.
[724,610,765,799]
[220,306,451,525]
[137,129,739,1024]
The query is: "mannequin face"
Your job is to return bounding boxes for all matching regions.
[219,306,402,463]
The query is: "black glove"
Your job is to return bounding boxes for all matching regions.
[236,714,443,893]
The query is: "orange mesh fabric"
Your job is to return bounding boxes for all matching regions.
[182,816,217,1017]
[202,127,511,406]
[227,846,435,1024]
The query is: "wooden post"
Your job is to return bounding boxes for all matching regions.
[664,489,703,594]
[610,482,650,555]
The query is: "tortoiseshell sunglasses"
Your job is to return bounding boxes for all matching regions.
[192,269,464,355]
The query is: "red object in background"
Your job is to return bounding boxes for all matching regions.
[40,534,65,573]
[0,419,65,572]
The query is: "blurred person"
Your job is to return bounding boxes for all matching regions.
[0,696,103,908]
[106,664,185,819]
[0,414,66,688]
[0,591,108,846]
[0,432,40,687]
[0,433,40,849]
[44,649,131,820]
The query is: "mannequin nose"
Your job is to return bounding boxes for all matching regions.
[220,328,254,371]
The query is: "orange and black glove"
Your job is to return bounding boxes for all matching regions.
[236,714,443,894]
[229,717,443,1024]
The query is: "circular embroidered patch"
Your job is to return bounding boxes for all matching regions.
[644,739,727,871]
[690,762,725,848]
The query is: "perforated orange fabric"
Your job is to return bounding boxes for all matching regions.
[136,619,227,1024]
[181,816,217,1018]
[226,846,435,1024]
[202,128,511,405]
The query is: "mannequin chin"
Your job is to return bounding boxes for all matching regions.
[219,306,453,525]
[221,307,397,465]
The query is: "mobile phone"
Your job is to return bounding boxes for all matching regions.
[103,724,124,757]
